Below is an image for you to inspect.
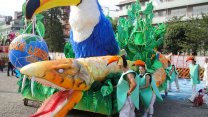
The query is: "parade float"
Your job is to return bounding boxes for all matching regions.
[9,0,168,116]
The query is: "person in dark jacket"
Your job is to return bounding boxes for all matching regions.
[7,61,14,76]
[0,58,4,72]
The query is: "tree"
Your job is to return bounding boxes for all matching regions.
[43,8,65,52]
[164,14,208,55]
[185,17,202,55]
[164,20,187,54]
[198,14,208,55]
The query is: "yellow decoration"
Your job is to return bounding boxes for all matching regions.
[32,0,81,18]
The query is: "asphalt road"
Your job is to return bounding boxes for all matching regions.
[0,72,208,117]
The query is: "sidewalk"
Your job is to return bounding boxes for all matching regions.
[0,72,37,117]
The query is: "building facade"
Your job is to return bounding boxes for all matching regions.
[11,11,24,31]
[116,0,208,24]
[0,12,24,46]
[0,15,12,41]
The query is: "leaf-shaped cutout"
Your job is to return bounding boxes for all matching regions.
[101,80,113,97]
[64,42,75,58]
[22,2,26,16]
[35,20,45,37]
[36,14,44,20]
[25,22,32,34]
[151,60,163,70]
[134,31,144,45]
[128,43,138,54]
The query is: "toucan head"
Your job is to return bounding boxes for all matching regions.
[26,0,83,19]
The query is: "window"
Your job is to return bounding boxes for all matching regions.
[170,8,186,17]
[154,10,166,17]
[193,5,208,16]
[159,0,166,3]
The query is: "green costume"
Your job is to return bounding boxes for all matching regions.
[158,67,171,91]
[189,64,200,85]
[117,70,140,111]
[169,65,178,83]
[139,73,163,108]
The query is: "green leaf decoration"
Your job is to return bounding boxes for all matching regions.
[135,0,141,11]
[35,20,45,37]
[142,2,154,15]
[145,58,152,68]
[147,68,154,73]
[17,74,58,101]
[155,23,166,36]
[134,31,144,45]
[147,40,157,50]
[156,37,164,47]
[147,50,156,59]
[133,53,142,61]
[36,14,44,20]
[20,29,24,34]
[24,22,32,34]
[151,60,163,70]
[64,42,75,58]
[101,80,113,97]
[128,43,138,54]
[74,73,121,115]
[22,2,26,16]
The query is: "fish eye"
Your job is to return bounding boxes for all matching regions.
[58,69,64,73]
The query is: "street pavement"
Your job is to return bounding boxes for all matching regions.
[0,72,37,117]
[0,72,207,117]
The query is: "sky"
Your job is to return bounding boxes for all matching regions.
[0,0,119,18]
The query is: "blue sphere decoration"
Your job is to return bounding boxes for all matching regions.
[9,34,49,69]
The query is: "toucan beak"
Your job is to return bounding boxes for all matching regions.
[107,56,120,66]
[26,0,82,19]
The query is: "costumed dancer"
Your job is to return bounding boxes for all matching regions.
[133,60,163,117]
[107,55,140,117]
[203,58,208,88]
[186,56,201,94]
[168,61,180,92]
[189,87,208,106]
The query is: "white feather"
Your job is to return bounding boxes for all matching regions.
[21,75,27,92]
[70,0,100,43]
[31,77,35,97]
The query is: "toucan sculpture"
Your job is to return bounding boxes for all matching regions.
[24,0,120,116]
[26,0,119,58]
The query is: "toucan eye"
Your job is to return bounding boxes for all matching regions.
[58,69,64,73]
